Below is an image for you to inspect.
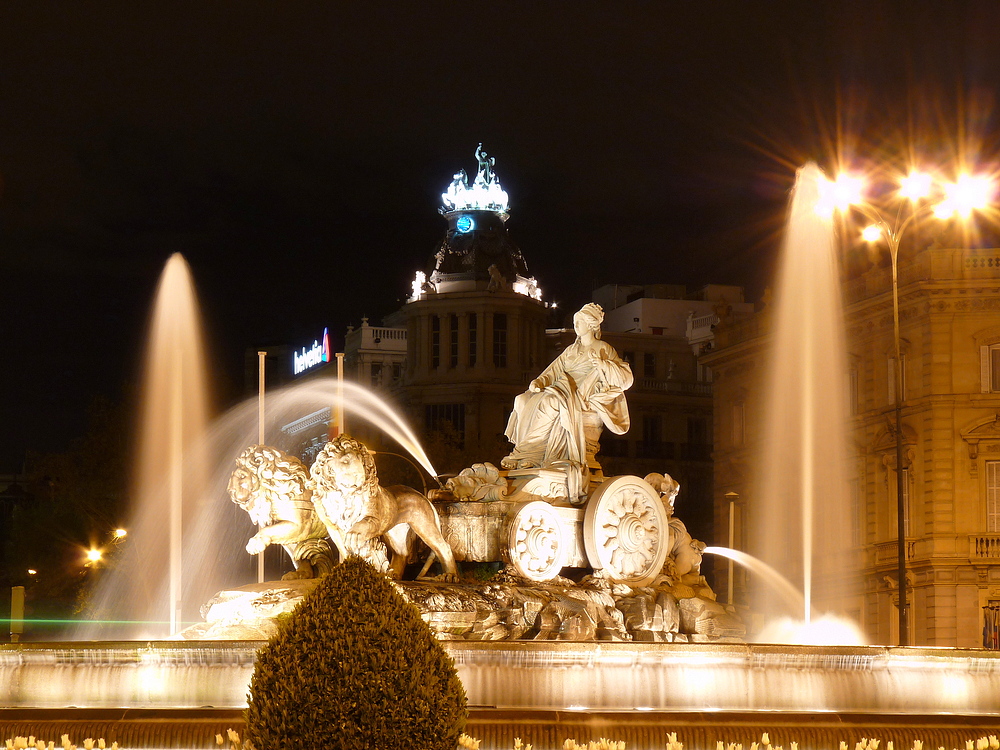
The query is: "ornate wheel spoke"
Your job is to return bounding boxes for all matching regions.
[503,500,567,581]
[584,476,669,586]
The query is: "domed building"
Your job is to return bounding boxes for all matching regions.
[386,144,550,464]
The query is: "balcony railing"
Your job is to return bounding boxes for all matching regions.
[873,539,915,565]
[686,312,718,343]
[971,534,1000,560]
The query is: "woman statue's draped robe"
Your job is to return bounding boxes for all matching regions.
[503,338,633,498]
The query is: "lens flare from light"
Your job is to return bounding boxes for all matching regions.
[899,171,933,201]
[755,614,866,646]
[939,174,996,219]
[834,174,864,209]
[862,224,883,242]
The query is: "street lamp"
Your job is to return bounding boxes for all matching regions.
[823,167,996,646]
[724,491,740,606]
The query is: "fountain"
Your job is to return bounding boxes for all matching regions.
[699,163,866,646]
[85,375,444,640]
[5,167,1000,749]
[80,252,213,639]
[751,163,859,632]
[81,247,442,641]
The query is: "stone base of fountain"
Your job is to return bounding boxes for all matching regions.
[178,575,746,643]
[3,642,1000,749]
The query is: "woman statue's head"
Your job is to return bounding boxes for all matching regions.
[573,302,604,339]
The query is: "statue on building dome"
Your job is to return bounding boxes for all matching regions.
[440,143,509,216]
[423,144,542,300]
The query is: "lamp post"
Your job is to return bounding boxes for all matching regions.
[825,168,995,645]
[724,491,740,606]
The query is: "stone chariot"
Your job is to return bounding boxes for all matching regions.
[433,469,673,587]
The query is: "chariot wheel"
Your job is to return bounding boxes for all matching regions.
[502,500,567,581]
[583,475,668,586]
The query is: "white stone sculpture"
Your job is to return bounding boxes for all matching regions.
[502,302,634,499]
[644,472,705,581]
[310,435,459,580]
[227,445,335,580]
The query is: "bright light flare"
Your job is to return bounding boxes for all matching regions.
[26,569,37,576]
[754,614,867,645]
[113,528,128,539]
[861,224,883,243]
[899,171,933,201]
[86,548,103,563]
[816,173,865,216]
[937,173,996,219]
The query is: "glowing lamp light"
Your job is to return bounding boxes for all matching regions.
[832,174,865,208]
[26,569,37,576]
[939,173,996,219]
[86,548,103,563]
[899,171,933,201]
[861,224,883,243]
[113,528,128,539]
[410,270,427,302]
[816,173,865,217]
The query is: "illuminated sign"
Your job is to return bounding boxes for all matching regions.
[456,215,475,233]
[293,328,330,375]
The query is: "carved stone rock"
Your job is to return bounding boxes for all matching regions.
[180,574,743,643]
[182,579,321,640]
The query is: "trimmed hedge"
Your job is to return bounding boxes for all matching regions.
[245,556,467,750]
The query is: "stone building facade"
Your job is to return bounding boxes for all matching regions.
[705,244,1000,646]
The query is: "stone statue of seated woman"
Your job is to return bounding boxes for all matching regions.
[502,302,633,499]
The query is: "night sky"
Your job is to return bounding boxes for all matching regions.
[4,2,1000,466]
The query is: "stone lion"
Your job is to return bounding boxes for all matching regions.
[310,435,458,580]
[228,445,335,580]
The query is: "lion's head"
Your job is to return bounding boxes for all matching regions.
[229,445,311,525]
[310,435,379,499]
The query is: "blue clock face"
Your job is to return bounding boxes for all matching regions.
[456,215,475,234]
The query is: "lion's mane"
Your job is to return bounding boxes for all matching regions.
[310,435,380,500]
[229,445,311,519]
[310,435,389,567]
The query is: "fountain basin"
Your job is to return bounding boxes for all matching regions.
[3,641,1000,749]
[2,640,1000,715]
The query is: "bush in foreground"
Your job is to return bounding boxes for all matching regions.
[244,556,467,750]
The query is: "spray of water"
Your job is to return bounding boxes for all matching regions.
[79,254,211,638]
[703,546,805,615]
[751,163,859,632]
[81,316,439,640]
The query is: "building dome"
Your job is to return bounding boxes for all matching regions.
[418,145,539,299]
